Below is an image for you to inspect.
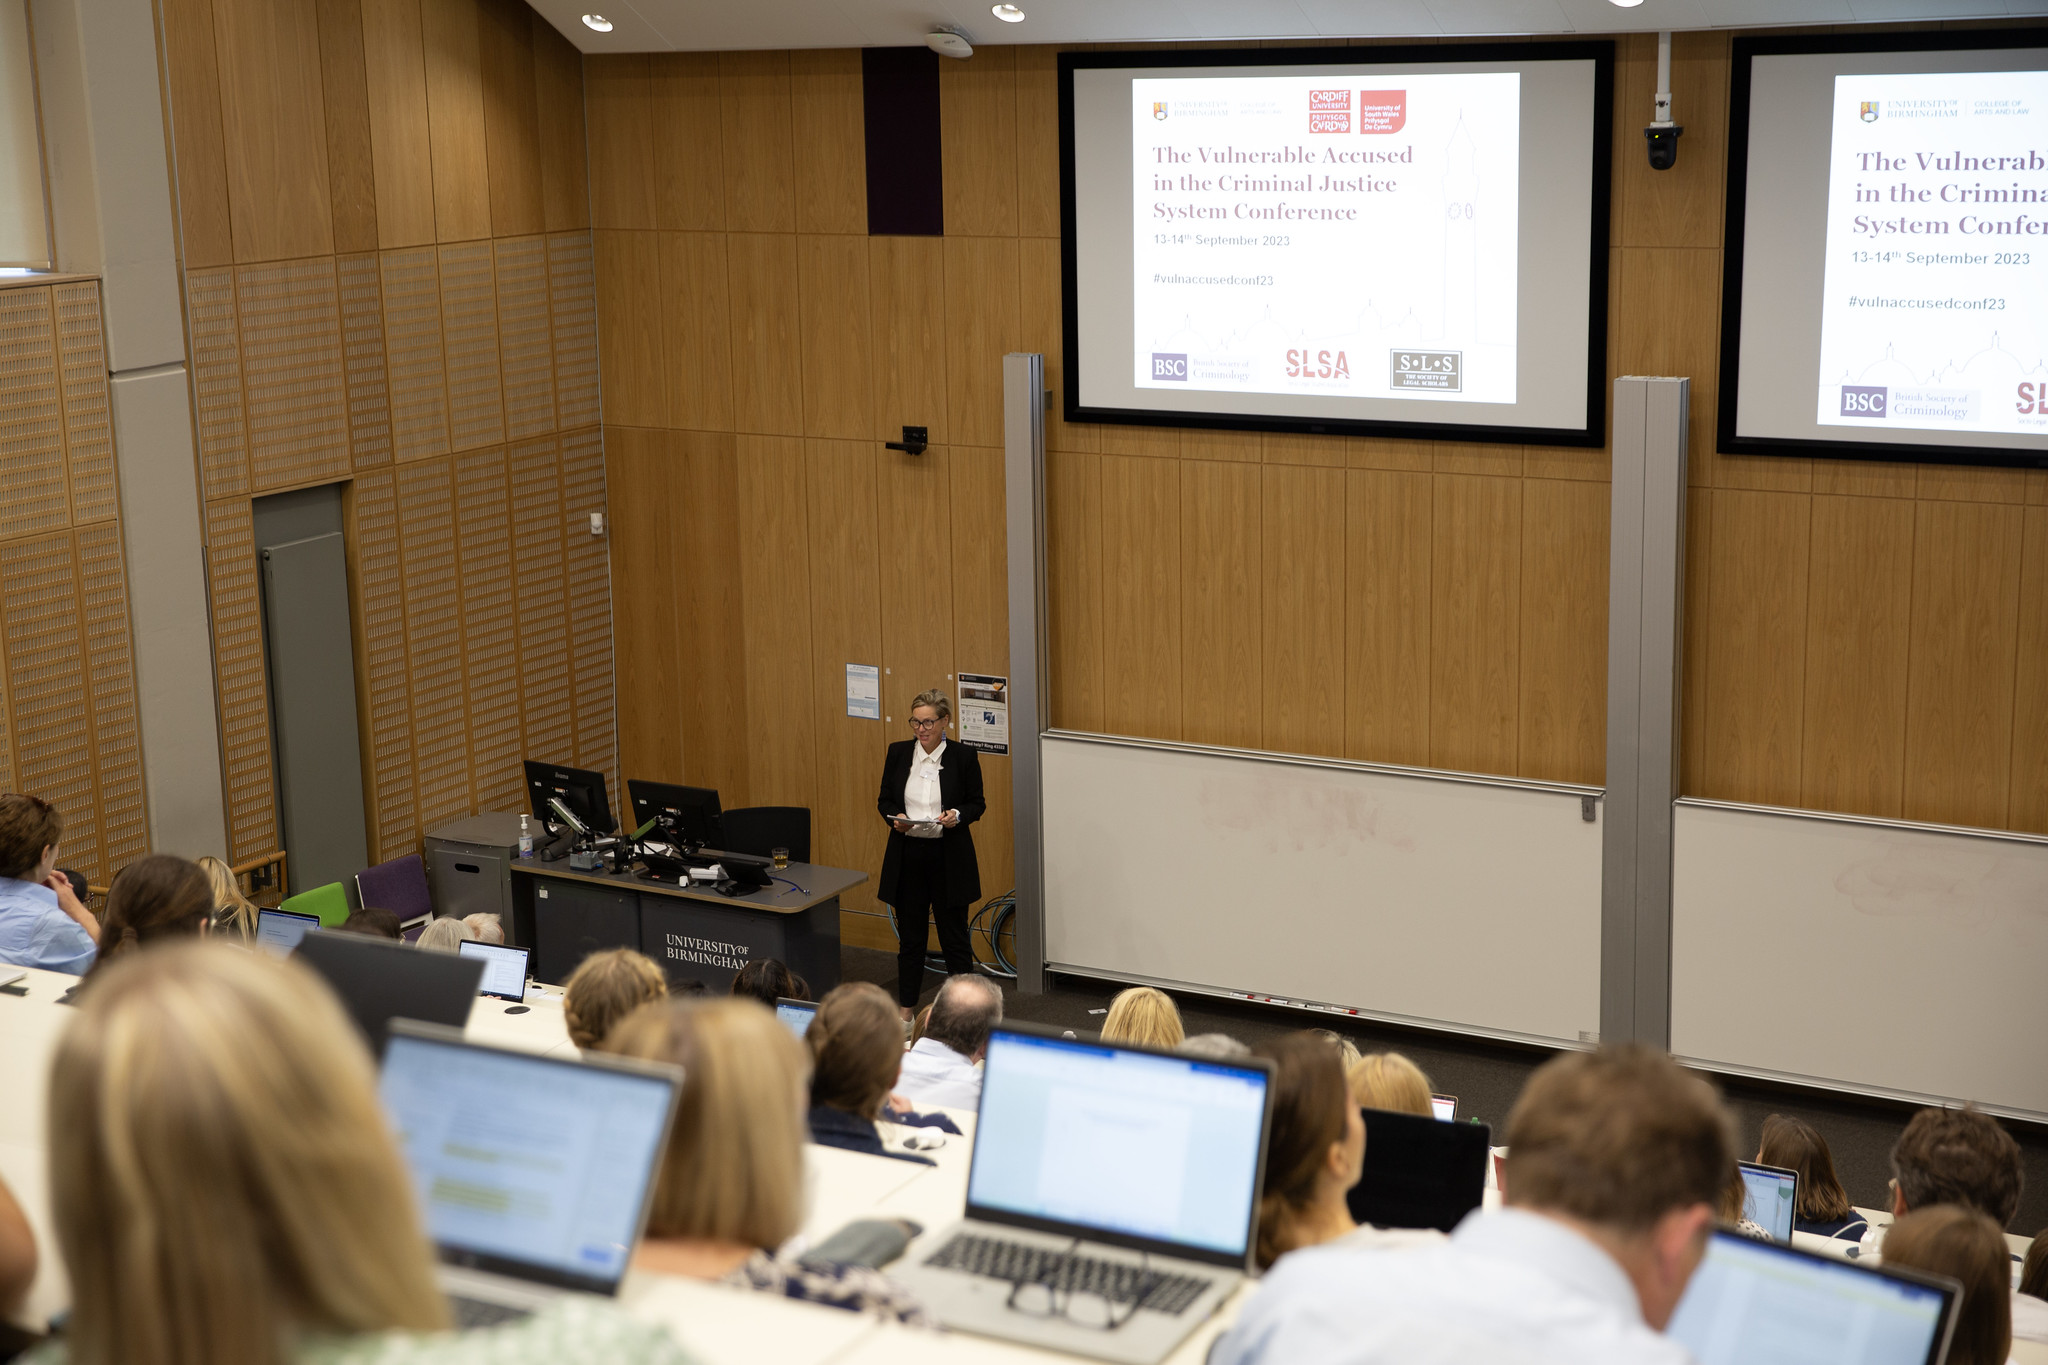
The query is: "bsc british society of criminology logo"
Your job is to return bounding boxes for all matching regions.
[1153,101,1168,120]
[1860,101,1879,122]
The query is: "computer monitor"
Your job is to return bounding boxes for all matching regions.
[1346,1106,1491,1233]
[378,1021,681,1295]
[775,997,817,1039]
[255,907,321,958]
[626,779,723,852]
[524,759,616,836]
[458,940,531,1002]
[1430,1093,1458,1122]
[967,1024,1274,1269]
[1668,1228,1959,1365]
[1737,1160,1799,1243]
[292,930,483,1052]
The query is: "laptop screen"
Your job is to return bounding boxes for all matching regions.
[775,997,816,1039]
[1669,1229,1957,1365]
[967,1029,1270,1267]
[256,908,320,957]
[1738,1161,1799,1243]
[1430,1094,1457,1122]
[378,1028,677,1294]
[458,940,530,1001]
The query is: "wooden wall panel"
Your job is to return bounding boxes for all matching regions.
[532,16,589,232]
[789,50,865,235]
[562,428,617,789]
[1101,455,1180,740]
[1262,465,1346,758]
[511,436,577,768]
[395,456,471,829]
[203,498,276,861]
[0,535,99,875]
[606,427,682,780]
[1800,495,1912,818]
[548,233,601,428]
[877,447,956,728]
[1430,475,1521,775]
[718,53,796,234]
[0,289,67,541]
[477,0,543,238]
[659,232,733,431]
[585,55,655,231]
[348,467,418,858]
[1518,478,1607,785]
[1698,490,1809,807]
[1179,461,1261,750]
[869,236,950,446]
[495,236,556,439]
[798,234,871,439]
[1901,502,2023,829]
[380,246,451,460]
[940,48,1018,237]
[235,258,351,490]
[76,524,149,874]
[651,54,725,232]
[360,0,437,248]
[944,238,1021,449]
[53,284,116,526]
[338,253,394,466]
[211,0,335,261]
[455,447,523,812]
[160,0,235,268]
[950,445,1009,681]
[736,435,819,809]
[672,430,749,805]
[314,0,379,255]
[593,230,666,428]
[2011,507,2048,834]
[420,0,492,242]
[727,233,803,437]
[1015,47,1060,239]
[1046,450,1104,733]
[439,241,506,449]
[1344,470,1431,768]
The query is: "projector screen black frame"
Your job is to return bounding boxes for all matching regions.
[1058,42,1615,450]
[1718,28,2048,470]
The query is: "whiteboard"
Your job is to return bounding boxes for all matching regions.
[1041,733,1603,1047]
[1672,800,2048,1122]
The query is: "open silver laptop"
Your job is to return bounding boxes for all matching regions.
[378,1021,680,1329]
[895,1022,1274,1365]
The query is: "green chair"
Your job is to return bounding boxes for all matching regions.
[280,881,350,929]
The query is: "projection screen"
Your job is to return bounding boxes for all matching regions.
[1721,30,2048,465]
[1061,43,1614,448]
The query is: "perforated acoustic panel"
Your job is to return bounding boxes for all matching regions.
[0,281,149,884]
[186,234,610,864]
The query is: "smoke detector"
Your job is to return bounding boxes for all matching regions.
[926,26,974,58]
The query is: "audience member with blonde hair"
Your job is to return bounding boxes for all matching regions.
[1882,1206,2013,1365]
[42,942,689,1365]
[1347,1051,1434,1117]
[607,996,933,1324]
[563,948,669,1051]
[413,916,473,953]
[1100,986,1183,1049]
[85,854,212,979]
[0,791,99,974]
[196,855,258,941]
[805,983,937,1164]
[463,912,505,944]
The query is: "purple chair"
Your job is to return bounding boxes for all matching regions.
[354,854,434,941]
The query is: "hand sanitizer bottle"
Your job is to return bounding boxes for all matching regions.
[518,814,533,859]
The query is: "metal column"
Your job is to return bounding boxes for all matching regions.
[1002,352,1049,994]
[1601,377,1689,1048]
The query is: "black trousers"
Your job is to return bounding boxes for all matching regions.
[893,837,974,1007]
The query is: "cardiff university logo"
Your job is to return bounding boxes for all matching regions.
[1153,101,1168,121]
[1860,101,1879,122]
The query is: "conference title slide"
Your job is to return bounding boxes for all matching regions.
[1130,73,1520,405]
[1816,69,2048,437]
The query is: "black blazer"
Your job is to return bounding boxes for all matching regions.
[876,738,985,908]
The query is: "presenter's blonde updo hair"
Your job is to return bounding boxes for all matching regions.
[910,688,952,722]
[49,941,448,1365]
[1348,1050,1435,1116]
[1101,986,1185,1050]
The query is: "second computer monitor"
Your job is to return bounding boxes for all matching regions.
[628,779,723,851]
[524,759,615,835]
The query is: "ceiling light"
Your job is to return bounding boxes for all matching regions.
[1607,0,1644,7]
[581,13,613,30]
[992,4,1026,20]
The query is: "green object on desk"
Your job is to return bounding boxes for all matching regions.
[281,881,350,929]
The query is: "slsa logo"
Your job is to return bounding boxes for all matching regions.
[2020,381,2045,415]
[1286,349,1350,380]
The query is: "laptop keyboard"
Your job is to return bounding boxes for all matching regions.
[927,1233,1213,1315]
[450,1295,533,1330]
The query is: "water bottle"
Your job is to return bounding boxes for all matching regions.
[518,814,533,859]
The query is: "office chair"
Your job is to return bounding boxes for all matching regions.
[279,881,350,929]
[717,806,811,864]
[354,854,434,939]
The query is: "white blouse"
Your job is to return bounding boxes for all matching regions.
[904,740,946,822]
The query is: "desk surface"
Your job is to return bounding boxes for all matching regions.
[513,856,867,915]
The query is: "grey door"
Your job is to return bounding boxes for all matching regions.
[259,531,369,893]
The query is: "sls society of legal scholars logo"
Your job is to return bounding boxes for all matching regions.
[1861,101,1880,122]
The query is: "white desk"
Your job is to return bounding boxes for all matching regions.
[462,985,575,1056]
[621,1269,880,1365]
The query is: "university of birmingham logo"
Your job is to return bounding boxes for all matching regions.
[1153,102,1168,120]
[1860,101,1879,122]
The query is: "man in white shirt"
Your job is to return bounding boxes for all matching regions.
[1214,1043,1734,1365]
[895,972,1001,1111]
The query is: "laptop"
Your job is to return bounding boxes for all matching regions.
[1669,1227,1960,1365]
[459,940,532,1002]
[378,1022,681,1329]
[1737,1160,1800,1243]
[894,1022,1274,1365]
[1346,1106,1491,1234]
[775,996,817,1039]
[256,907,321,957]
[1430,1093,1458,1122]
[292,930,483,1052]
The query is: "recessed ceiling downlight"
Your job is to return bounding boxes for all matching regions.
[582,13,613,30]
[1606,0,1644,7]
[992,4,1026,20]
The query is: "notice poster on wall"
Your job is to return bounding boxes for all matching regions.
[1815,70,2048,438]
[1130,71,1522,405]
[958,673,1009,755]
[846,664,880,720]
